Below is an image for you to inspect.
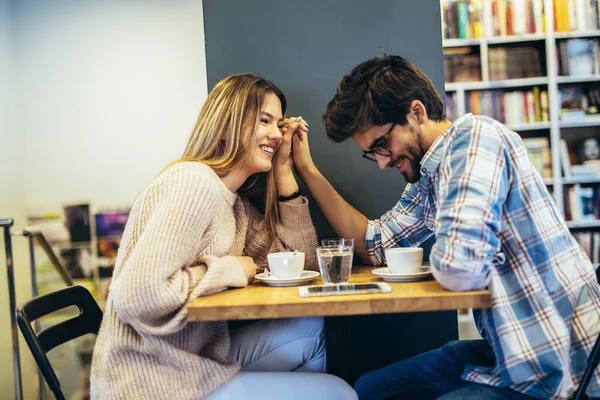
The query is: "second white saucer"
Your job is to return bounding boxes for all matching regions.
[371,266,432,282]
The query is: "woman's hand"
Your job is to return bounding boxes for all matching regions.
[235,256,258,284]
[275,117,308,201]
[275,116,309,175]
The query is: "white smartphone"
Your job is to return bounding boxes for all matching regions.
[298,282,392,297]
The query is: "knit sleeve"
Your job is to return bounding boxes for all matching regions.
[242,197,319,271]
[110,163,247,336]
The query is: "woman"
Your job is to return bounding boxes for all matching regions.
[90,74,356,399]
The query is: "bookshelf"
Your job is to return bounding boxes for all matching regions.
[567,220,600,229]
[441,0,600,263]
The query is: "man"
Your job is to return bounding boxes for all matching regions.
[290,55,600,399]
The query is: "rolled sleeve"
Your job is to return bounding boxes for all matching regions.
[431,118,507,291]
[365,183,434,265]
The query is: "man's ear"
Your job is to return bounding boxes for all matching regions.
[409,100,428,125]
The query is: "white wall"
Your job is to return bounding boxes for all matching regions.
[0,0,33,399]
[16,0,208,209]
[2,1,208,398]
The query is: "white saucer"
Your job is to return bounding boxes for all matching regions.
[254,270,321,287]
[371,266,432,282]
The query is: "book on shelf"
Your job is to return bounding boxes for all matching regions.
[564,184,599,220]
[557,38,600,76]
[442,0,484,40]
[443,0,600,39]
[559,85,600,120]
[444,47,482,83]
[560,86,589,119]
[490,0,546,36]
[584,159,600,175]
[571,164,600,177]
[446,92,459,120]
[554,0,600,32]
[465,87,549,125]
[561,139,573,178]
[488,46,542,80]
[572,231,600,263]
[522,137,553,179]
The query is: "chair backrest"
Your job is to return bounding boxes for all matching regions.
[16,285,103,400]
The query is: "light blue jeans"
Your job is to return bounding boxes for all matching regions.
[203,317,357,399]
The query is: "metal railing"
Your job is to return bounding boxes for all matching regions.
[20,227,74,287]
[1,218,22,400]
[2,221,74,400]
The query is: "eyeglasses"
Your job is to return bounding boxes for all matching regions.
[362,123,395,162]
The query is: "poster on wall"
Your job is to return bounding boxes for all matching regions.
[95,209,130,302]
[95,210,129,238]
[95,210,129,276]
[64,203,92,243]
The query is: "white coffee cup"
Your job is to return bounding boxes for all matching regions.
[266,252,305,278]
[384,247,423,274]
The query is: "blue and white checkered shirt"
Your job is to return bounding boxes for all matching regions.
[365,114,600,399]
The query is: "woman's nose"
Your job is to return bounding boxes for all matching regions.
[268,124,283,140]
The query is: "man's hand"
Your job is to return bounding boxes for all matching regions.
[291,119,316,177]
[275,116,309,175]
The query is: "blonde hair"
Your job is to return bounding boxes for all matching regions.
[177,73,287,241]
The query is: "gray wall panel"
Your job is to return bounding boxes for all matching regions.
[204,0,444,258]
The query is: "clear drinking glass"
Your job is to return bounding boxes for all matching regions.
[317,242,353,285]
[321,238,355,253]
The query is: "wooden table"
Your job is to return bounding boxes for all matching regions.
[187,266,491,321]
[188,266,491,383]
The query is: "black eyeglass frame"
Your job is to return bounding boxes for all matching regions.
[362,123,396,162]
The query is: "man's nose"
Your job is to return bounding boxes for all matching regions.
[375,153,390,170]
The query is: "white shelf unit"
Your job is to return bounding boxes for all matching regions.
[556,75,600,84]
[554,30,600,39]
[445,77,548,91]
[559,115,600,128]
[506,121,552,131]
[443,0,600,229]
[563,177,600,184]
[567,220,600,229]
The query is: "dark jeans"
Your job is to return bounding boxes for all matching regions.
[354,340,535,400]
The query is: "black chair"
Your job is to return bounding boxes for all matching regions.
[16,285,103,400]
[573,266,600,400]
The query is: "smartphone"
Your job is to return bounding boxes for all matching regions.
[298,282,392,297]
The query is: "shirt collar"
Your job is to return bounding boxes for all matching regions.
[419,113,472,177]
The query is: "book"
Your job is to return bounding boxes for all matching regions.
[522,137,552,178]
[567,39,597,76]
[561,139,573,178]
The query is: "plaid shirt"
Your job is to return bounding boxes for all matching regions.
[365,114,600,399]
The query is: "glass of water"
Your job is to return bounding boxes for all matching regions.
[321,238,354,253]
[317,243,353,285]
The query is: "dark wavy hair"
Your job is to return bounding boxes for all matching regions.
[323,55,445,142]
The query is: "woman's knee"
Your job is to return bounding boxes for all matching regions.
[214,372,358,400]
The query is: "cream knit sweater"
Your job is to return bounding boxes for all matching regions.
[90,162,318,399]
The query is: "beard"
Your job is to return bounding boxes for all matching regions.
[391,155,421,183]
[390,126,426,184]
